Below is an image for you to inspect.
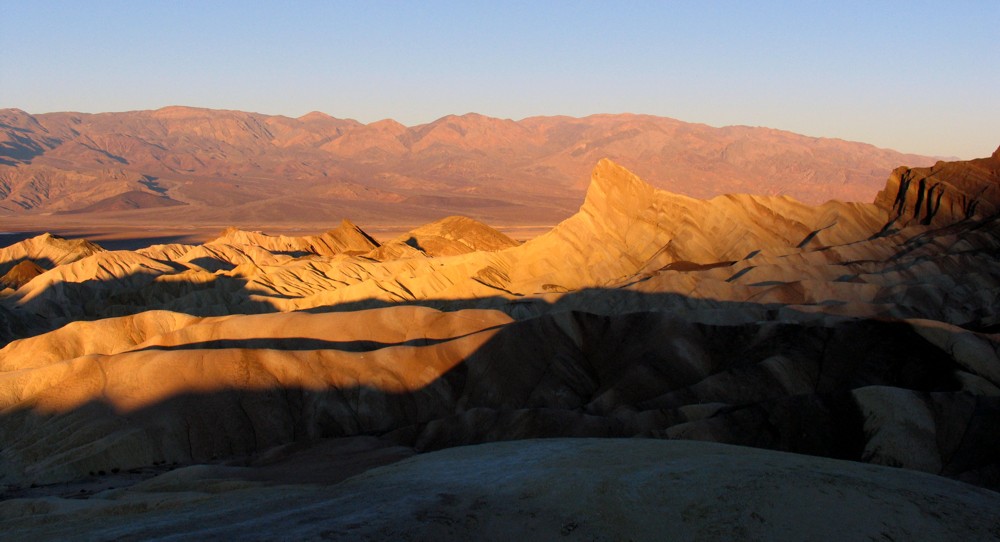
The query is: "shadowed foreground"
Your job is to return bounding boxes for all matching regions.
[2,439,998,541]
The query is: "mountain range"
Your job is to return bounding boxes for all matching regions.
[1,107,939,234]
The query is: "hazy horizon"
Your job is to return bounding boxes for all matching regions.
[2,2,997,159]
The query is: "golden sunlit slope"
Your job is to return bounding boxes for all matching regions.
[0,160,898,327]
[3,155,999,332]
[367,215,520,260]
[0,233,103,276]
[1,151,999,512]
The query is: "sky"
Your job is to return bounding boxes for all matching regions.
[1,1,997,159]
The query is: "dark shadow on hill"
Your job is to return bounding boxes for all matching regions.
[0,255,56,276]
[0,131,56,165]
[2,295,999,495]
[1,269,283,342]
[96,234,199,251]
[1,231,202,251]
[2,204,1000,489]
[138,176,168,195]
[56,191,187,215]
[132,327,506,353]
[3,242,999,344]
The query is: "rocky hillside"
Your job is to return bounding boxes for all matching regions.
[1,150,999,539]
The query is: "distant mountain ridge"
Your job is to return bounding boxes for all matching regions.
[0,106,939,226]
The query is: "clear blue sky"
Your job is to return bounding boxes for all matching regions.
[2,1,997,158]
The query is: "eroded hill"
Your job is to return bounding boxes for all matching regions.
[1,151,999,538]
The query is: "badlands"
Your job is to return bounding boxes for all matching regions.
[1,149,999,539]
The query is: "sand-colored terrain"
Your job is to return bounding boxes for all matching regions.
[1,149,999,538]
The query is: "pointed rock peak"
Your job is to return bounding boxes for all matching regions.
[27,232,102,252]
[330,219,380,249]
[582,159,662,215]
[592,158,639,180]
[1,260,45,289]
[993,145,1000,159]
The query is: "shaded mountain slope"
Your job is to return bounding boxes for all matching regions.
[57,190,186,214]
[0,260,44,290]
[367,215,519,260]
[2,304,998,490]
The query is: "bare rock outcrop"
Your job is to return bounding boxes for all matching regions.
[0,233,103,276]
[211,219,379,257]
[367,215,519,260]
[0,260,43,290]
[875,145,1000,228]
[489,159,886,294]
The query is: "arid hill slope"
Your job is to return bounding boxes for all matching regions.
[1,151,999,538]
[0,107,938,230]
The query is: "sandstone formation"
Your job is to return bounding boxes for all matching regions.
[1,151,999,538]
[875,146,1000,228]
[0,233,103,276]
[210,219,379,257]
[0,260,43,290]
[367,215,520,260]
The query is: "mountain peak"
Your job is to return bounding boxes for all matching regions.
[582,158,663,219]
[298,111,332,122]
[367,118,406,131]
[0,259,44,289]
